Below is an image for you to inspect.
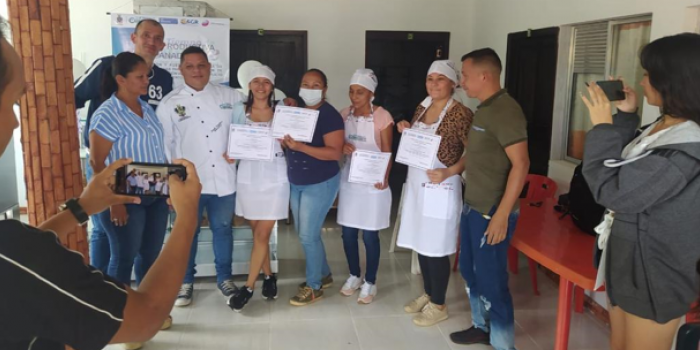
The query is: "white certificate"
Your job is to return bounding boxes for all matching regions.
[270,106,320,142]
[395,129,442,170]
[227,125,274,161]
[348,150,392,185]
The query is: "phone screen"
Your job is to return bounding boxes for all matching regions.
[595,80,625,101]
[114,162,186,197]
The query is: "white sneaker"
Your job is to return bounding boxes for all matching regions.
[340,275,363,296]
[174,283,194,307]
[357,281,377,304]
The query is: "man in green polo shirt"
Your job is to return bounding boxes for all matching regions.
[449,48,530,350]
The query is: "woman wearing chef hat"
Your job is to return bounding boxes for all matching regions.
[227,65,289,312]
[336,69,394,304]
[396,60,474,327]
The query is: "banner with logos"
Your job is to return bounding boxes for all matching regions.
[111,13,230,87]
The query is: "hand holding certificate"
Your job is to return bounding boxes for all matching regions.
[395,129,442,170]
[228,125,274,161]
[271,106,320,142]
[348,150,392,185]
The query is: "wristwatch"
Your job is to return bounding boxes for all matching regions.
[60,198,89,225]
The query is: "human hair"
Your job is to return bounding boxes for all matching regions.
[180,46,208,64]
[305,68,328,88]
[100,52,147,101]
[640,33,700,124]
[461,48,502,74]
[134,19,163,35]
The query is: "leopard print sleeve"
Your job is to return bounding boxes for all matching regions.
[436,102,474,167]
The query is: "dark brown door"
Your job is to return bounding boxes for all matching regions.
[505,27,559,176]
[366,31,450,192]
[230,30,307,100]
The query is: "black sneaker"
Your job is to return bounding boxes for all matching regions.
[262,274,278,300]
[218,279,238,297]
[449,326,490,345]
[228,286,253,312]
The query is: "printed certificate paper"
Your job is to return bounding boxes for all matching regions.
[395,129,441,170]
[348,151,392,185]
[270,106,320,142]
[228,125,274,161]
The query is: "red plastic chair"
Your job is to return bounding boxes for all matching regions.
[508,175,557,296]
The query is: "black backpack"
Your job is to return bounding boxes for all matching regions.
[557,163,605,236]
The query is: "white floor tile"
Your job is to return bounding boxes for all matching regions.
[177,323,270,350]
[515,309,610,350]
[103,211,612,350]
[354,315,452,350]
[270,318,360,350]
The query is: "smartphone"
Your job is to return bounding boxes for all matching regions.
[114,162,187,197]
[588,80,625,101]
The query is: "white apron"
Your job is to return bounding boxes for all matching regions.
[235,116,290,220]
[337,107,392,231]
[396,99,462,257]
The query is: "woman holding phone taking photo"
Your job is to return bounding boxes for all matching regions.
[89,52,170,291]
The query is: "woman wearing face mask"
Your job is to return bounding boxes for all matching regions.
[227,65,287,312]
[397,60,474,327]
[336,69,393,304]
[581,33,700,350]
[283,69,345,306]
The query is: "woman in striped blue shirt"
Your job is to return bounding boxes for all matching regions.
[88,52,169,287]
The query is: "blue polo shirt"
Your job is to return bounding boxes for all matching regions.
[287,102,345,185]
[75,55,173,148]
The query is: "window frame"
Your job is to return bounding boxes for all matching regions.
[559,15,652,164]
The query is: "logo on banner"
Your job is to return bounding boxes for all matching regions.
[159,18,179,25]
[180,18,199,25]
[202,20,210,27]
[116,15,124,25]
[128,16,152,24]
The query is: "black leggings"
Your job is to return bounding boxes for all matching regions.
[417,253,451,306]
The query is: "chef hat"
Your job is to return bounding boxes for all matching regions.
[349,68,378,93]
[427,60,458,85]
[248,65,276,85]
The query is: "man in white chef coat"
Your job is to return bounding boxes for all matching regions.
[157,46,243,306]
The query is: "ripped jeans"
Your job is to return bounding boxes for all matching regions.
[459,203,519,350]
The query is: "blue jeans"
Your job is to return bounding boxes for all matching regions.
[184,193,236,284]
[341,226,380,284]
[290,173,340,290]
[459,204,519,350]
[98,197,169,285]
[86,162,110,272]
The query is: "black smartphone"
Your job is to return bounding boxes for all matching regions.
[588,80,625,101]
[114,162,187,197]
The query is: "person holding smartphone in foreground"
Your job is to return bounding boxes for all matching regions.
[0,23,203,350]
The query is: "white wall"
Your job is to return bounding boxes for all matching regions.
[68,0,475,106]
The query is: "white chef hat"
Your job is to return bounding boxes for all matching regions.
[248,65,276,85]
[427,60,458,85]
[349,68,378,93]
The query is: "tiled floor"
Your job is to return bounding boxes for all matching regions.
[105,215,611,350]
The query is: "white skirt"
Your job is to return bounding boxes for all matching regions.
[235,156,290,221]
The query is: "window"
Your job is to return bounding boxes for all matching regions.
[565,17,652,161]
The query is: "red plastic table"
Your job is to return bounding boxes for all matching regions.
[512,198,601,350]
